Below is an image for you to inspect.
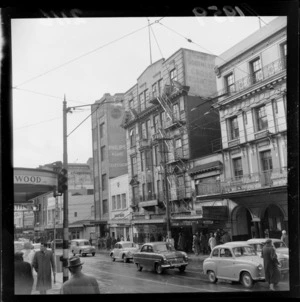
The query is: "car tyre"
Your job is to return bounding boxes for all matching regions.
[208,270,218,283]
[123,255,128,263]
[155,263,164,274]
[92,252,95,256]
[179,266,186,273]
[241,272,253,288]
[137,263,143,271]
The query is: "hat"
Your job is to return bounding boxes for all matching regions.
[265,238,272,244]
[66,256,84,268]
[282,230,286,234]
[15,251,24,260]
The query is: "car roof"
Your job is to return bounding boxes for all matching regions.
[71,239,89,242]
[247,238,282,244]
[117,241,134,244]
[216,242,251,248]
[141,241,168,246]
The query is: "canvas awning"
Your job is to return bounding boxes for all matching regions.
[188,161,222,176]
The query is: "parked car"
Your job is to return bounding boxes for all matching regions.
[203,242,265,288]
[133,241,188,274]
[110,241,140,263]
[246,238,289,277]
[70,239,96,257]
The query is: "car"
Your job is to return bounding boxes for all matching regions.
[246,238,289,277]
[203,242,265,288]
[14,241,25,252]
[50,239,63,249]
[70,239,96,257]
[110,241,140,263]
[133,241,188,274]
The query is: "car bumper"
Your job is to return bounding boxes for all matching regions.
[161,261,188,269]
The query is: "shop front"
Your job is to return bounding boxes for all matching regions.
[132,223,166,244]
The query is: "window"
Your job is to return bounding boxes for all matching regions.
[132,186,139,203]
[153,115,160,133]
[233,158,243,180]
[280,42,287,68]
[147,182,153,197]
[141,122,147,139]
[142,183,146,200]
[225,73,235,94]
[101,146,106,161]
[117,195,121,209]
[140,91,146,111]
[131,156,137,176]
[100,123,105,138]
[112,196,116,210]
[212,248,219,257]
[103,199,108,214]
[145,150,152,169]
[158,79,163,96]
[141,151,144,171]
[255,105,268,131]
[170,68,177,82]
[157,180,161,194]
[178,175,184,187]
[129,99,133,109]
[251,58,262,83]
[129,128,136,147]
[173,103,180,120]
[160,111,166,129]
[261,150,273,172]
[74,212,77,217]
[122,194,126,208]
[152,82,158,98]
[91,205,94,216]
[101,174,107,191]
[154,145,160,166]
[175,138,182,149]
[229,116,239,140]
[220,248,232,257]
[146,119,151,138]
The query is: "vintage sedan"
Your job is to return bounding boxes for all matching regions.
[133,241,188,274]
[70,239,96,257]
[247,238,289,277]
[110,241,140,263]
[203,242,265,288]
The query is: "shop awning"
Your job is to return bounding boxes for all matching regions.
[188,161,222,176]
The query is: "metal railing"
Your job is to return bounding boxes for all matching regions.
[196,167,287,196]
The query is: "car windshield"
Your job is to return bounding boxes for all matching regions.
[122,243,135,248]
[233,246,256,257]
[154,243,175,252]
[79,241,90,246]
[273,241,287,248]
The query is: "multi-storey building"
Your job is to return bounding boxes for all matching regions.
[91,93,128,237]
[121,48,221,247]
[198,17,287,240]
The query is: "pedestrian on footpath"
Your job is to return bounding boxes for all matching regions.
[208,233,216,252]
[261,238,281,291]
[32,242,56,295]
[60,256,100,294]
[281,230,289,247]
[15,252,34,295]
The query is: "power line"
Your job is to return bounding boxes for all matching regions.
[14,116,62,130]
[14,17,165,89]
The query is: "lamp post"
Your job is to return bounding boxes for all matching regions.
[62,96,121,282]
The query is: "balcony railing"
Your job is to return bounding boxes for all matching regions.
[196,167,287,196]
[219,57,286,99]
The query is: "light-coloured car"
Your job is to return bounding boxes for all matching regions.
[110,241,140,263]
[133,242,188,274]
[203,242,265,288]
[14,241,25,252]
[70,239,96,257]
[246,238,289,277]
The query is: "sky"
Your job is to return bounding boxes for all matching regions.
[11,15,277,168]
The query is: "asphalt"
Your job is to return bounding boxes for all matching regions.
[29,248,208,295]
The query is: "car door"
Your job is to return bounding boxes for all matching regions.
[138,245,149,267]
[115,243,121,259]
[217,248,235,279]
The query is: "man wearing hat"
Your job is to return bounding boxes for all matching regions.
[261,238,281,291]
[60,256,100,294]
[15,251,34,294]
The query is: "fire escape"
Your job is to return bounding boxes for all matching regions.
[150,81,192,215]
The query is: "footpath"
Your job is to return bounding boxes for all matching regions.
[30,248,209,295]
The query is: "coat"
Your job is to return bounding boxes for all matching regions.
[32,250,55,291]
[261,244,281,285]
[15,259,34,294]
[60,272,100,294]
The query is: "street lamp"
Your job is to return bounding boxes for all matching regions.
[62,96,121,282]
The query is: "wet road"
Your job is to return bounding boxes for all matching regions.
[73,252,290,294]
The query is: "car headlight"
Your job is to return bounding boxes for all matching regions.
[257,264,263,270]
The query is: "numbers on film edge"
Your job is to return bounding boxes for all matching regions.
[193,6,245,17]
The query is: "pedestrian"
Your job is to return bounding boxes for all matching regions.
[199,232,205,254]
[281,230,289,247]
[215,229,221,245]
[112,235,117,247]
[221,231,231,244]
[106,235,112,250]
[261,238,281,291]
[60,256,100,294]
[177,232,183,250]
[32,242,56,295]
[194,233,200,255]
[15,252,34,295]
[203,233,209,254]
[208,233,216,252]
[127,235,130,241]
[264,229,270,238]
[22,242,35,267]
[116,236,120,242]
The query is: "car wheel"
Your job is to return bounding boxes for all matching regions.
[179,266,186,273]
[208,270,218,283]
[92,252,95,256]
[241,272,253,288]
[155,263,164,274]
[123,255,128,263]
[137,263,143,271]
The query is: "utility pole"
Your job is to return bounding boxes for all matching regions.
[62,96,69,282]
